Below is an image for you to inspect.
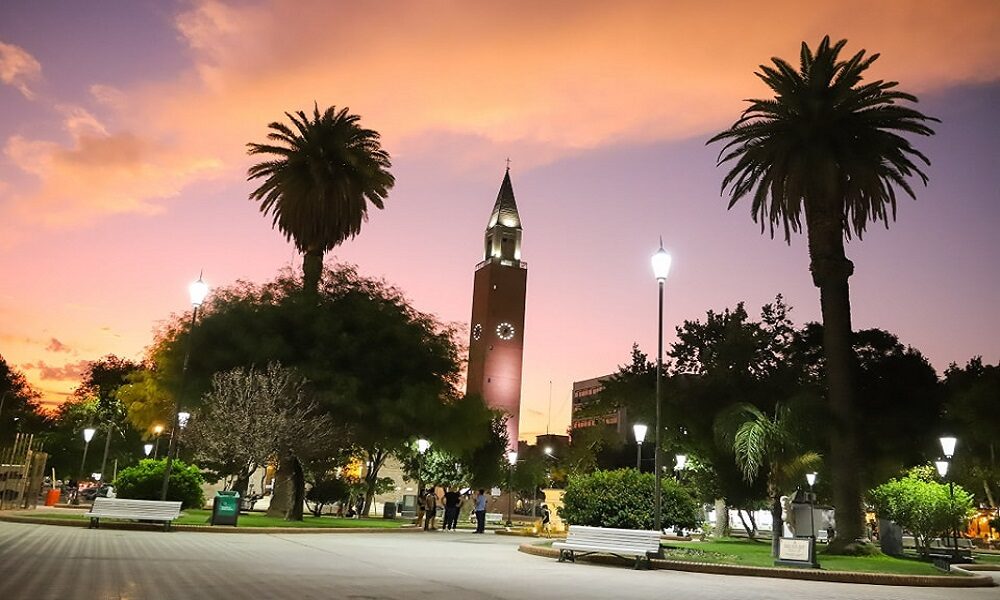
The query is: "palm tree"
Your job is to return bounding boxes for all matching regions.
[247,105,394,293]
[708,36,937,553]
[717,403,821,557]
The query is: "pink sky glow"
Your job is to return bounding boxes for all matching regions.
[0,0,998,440]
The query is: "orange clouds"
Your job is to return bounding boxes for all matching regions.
[0,41,41,99]
[2,0,999,230]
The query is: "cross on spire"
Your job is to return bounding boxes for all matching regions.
[505,157,511,171]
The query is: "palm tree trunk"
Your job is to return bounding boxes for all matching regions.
[805,192,866,554]
[768,467,782,557]
[302,249,324,293]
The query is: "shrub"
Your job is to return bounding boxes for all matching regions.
[869,466,974,553]
[305,478,350,517]
[113,459,206,509]
[558,469,701,531]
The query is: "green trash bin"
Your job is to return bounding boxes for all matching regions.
[211,490,240,526]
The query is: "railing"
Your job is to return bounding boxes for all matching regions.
[475,258,528,270]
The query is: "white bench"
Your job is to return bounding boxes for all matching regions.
[468,512,505,525]
[553,525,661,569]
[85,497,183,531]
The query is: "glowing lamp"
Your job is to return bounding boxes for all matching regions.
[416,438,430,454]
[633,423,648,444]
[83,428,96,443]
[507,450,518,466]
[935,460,950,478]
[153,425,164,435]
[651,243,672,281]
[143,444,153,456]
[939,436,957,459]
[674,454,687,471]
[177,412,191,429]
[544,446,553,456]
[189,276,209,307]
[806,472,817,487]
[92,473,102,481]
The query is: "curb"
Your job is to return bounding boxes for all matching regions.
[0,513,423,534]
[517,542,996,588]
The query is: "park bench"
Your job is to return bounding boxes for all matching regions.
[468,512,505,526]
[85,497,183,531]
[553,525,661,569]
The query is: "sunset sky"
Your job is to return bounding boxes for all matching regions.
[1,0,997,441]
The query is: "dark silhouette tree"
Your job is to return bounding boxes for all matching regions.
[709,36,937,553]
[247,105,394,293]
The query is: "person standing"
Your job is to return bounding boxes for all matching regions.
[474,489,487,533]
[443,487,461,531]
[423,490,438,530]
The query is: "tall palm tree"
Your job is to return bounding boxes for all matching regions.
[709,36,937,553]
[247,105,394,293]
[717,403,821,557]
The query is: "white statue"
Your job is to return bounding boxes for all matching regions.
[780,495,797,536]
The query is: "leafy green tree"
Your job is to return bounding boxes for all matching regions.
[668,298,801,535]
[793,325,943,488]
[304,477,350,517]
[247,105,394,292]
[131,265,489,518]
[559,469,701,532]
[72,356,142,479]
[716,403,821,556]
[113,458,205,509]
[0,355,47,439]
[869,465,975,554]
[398,413,510,492]
[709,36,937,553]
[943,358,1000,507]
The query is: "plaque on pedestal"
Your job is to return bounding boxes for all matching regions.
[774,537,820,568]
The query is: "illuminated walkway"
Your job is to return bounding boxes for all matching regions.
[0,522,994,599]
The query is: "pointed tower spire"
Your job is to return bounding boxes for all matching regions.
[488,168,521,229]
[483,168,524,262]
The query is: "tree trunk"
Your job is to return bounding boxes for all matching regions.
[231,465,251,497]
[805,190,866,554]
[266,454,305,521]
[737,509,756,540]
[770,494,783,558]
[302,250,323,294]
[714,498,731,537]
[362,450,386,517]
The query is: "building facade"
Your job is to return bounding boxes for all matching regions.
[569,375,629,440]
[466,169,528,449]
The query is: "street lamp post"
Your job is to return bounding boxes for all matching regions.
[939,436,959,560]
[651,240,672,533]
[98,420,114,482]
[806,472,818,539]
[160,274,209,501]
[79,427,96,478]
[506,450,518,528]
[143,443,154,457]
[633,424,648,471]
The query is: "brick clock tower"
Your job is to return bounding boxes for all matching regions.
[466,168,527,450]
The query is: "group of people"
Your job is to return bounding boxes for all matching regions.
[421,487,491,533]
[420,487,550,534]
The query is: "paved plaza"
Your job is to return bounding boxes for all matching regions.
[0,522,996,600]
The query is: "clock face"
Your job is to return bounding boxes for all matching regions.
[472,323,482,341]
[496,322,515,340]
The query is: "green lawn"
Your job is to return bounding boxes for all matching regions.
[661,538,959,576]
[28,509,405,529]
